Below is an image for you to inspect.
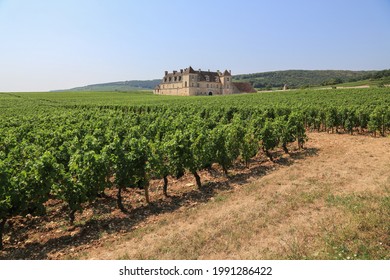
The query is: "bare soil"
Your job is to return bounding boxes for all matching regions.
[1,132,389,260]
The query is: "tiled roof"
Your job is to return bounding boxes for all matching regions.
[183,66,196,74]
[197,70,220,82]
[233,82,257,93]
[223,70,231,76]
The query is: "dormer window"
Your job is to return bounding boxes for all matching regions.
[205,75,210,82]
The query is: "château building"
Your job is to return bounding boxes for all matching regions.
[154,66,256,96]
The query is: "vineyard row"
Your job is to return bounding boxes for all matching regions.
[1,104,389,249]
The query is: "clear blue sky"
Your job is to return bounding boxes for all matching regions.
[1,0,389,91]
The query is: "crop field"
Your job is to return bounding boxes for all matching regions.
[0,88,389,259]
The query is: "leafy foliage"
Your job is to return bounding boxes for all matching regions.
[0,88,389,248]
[234,70,378,89]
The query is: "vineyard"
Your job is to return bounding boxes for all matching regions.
[0,88,390,255]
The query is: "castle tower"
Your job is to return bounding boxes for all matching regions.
[220,70,233,94]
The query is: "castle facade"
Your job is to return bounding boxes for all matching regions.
[154,66,255,96]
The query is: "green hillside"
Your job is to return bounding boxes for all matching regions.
[55,79,161,92]
[234,70,380,89]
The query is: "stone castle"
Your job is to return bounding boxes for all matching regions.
[154,66,256,96]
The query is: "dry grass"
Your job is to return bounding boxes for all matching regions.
[70,132,389,260]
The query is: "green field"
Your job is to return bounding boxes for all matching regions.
[334,77,390,88]
[0,88,389,255]
[2,87,390,111]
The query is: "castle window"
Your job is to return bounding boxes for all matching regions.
[164,78,167,82]
[174,77,177,82]
[185,81,187,87]
[179,76,182,81]
[197,83,199,87]
[227,78,230,81]
[169,77,171,82]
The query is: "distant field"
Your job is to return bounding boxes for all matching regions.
[2,86,390,110]
[334,77,390,88]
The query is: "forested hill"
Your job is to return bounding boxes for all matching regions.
[234,70,378,89]
[55,79,161,92]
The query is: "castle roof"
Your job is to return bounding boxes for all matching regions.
[233,82,256,93]
[196,70,220,82]
[162,67,231,82]
[223,70,231,76]
[184,66,196,74]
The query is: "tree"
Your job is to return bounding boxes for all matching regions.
[287,112,307,149]
[53,168,87,224]
[368,107,386,136]
[226,115,244,163]
[148,140,171,197]
[326,107,340,133]
[112,134,150,212]
[260,119,278,161]
[356,108,369,133]
[186,121,213,188]
[343,109,357,135]
[164,130,189,183]
[210,125,233,176]
[274,116,294,154]
[240,125,258,167]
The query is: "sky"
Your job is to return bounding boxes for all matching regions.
[0,0,389,92]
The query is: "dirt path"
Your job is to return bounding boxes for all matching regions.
[73,133,389,260]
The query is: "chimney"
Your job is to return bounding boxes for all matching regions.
[180,69,183,73]
[173,70,177,74]
[208,69,210,72]
[164,71,168,75]
[229,70,231,74]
